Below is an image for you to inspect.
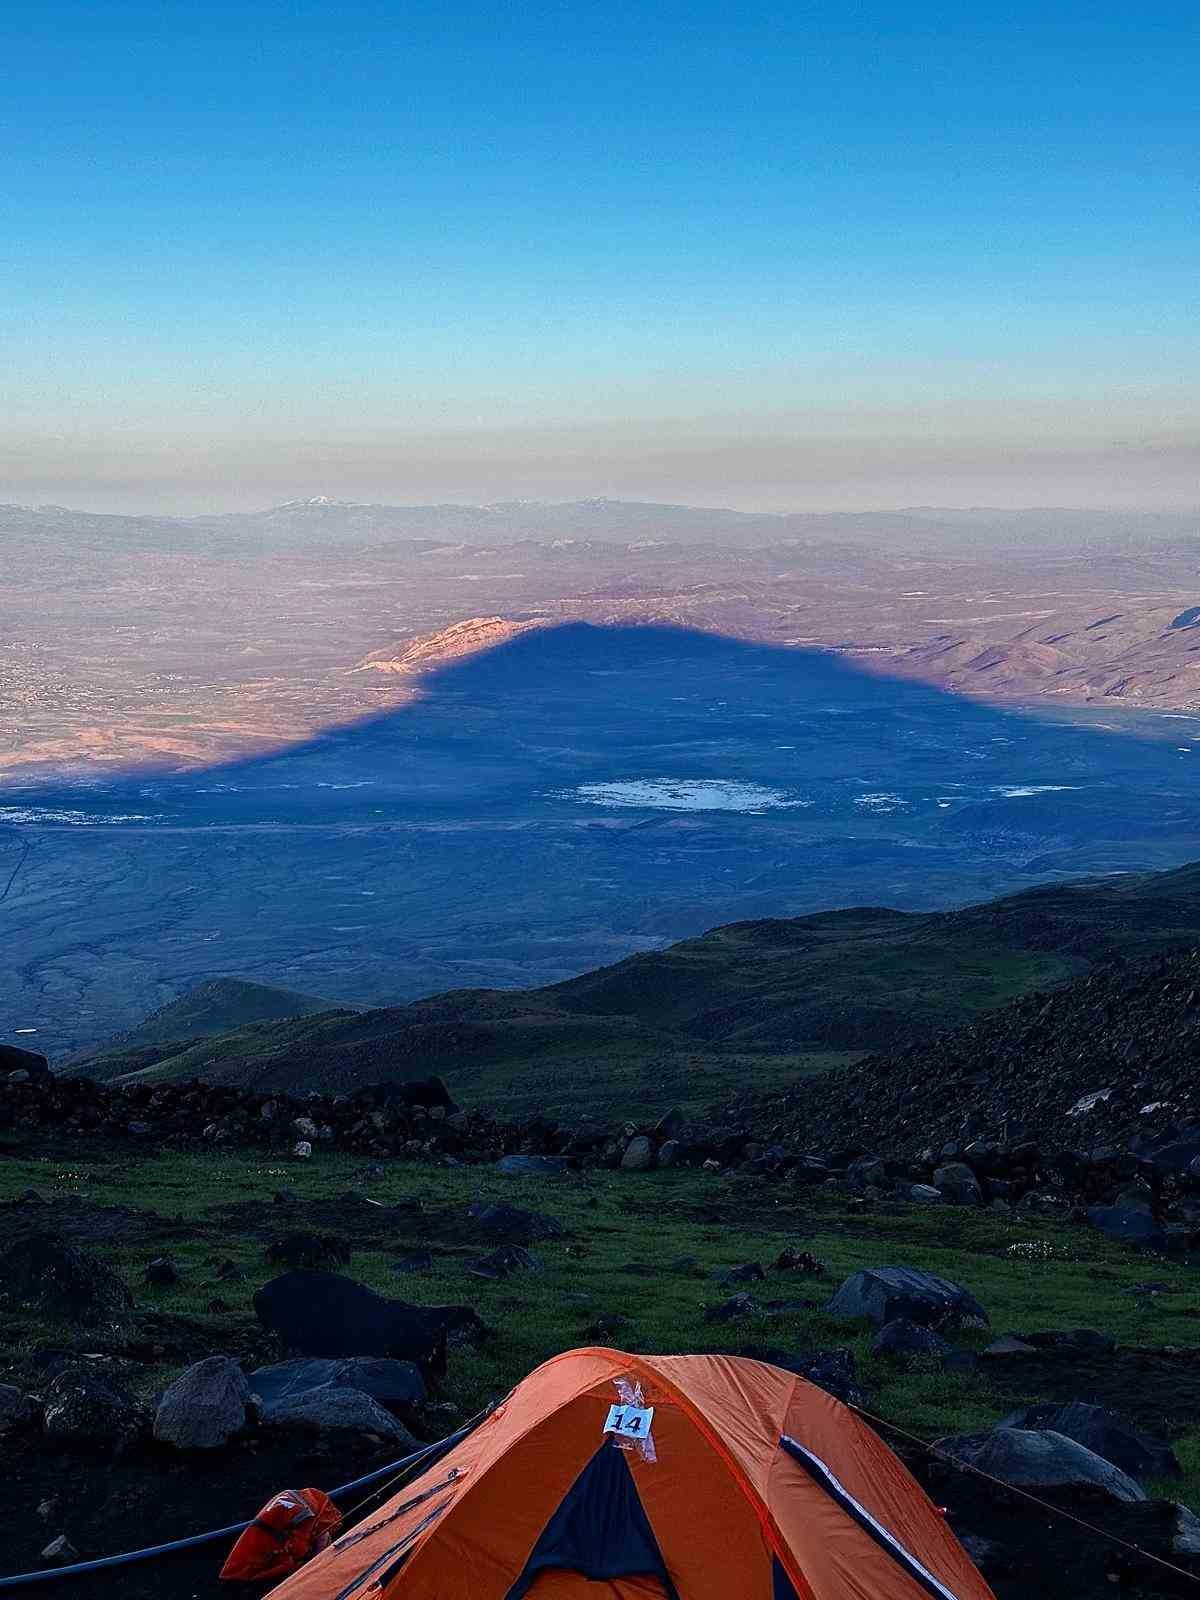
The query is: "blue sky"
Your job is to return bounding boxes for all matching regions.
[2,0,1197,511]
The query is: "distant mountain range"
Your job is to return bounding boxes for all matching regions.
[5,495,1197,554]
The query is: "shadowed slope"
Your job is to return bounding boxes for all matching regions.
[72,861,1200,1119]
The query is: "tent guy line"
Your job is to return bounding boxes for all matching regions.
[0,1420,479,1592]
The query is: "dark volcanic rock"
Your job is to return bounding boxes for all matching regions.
[936,1427,1146,1503]
[775,1248,826,1275]
[0,1382,39,1431]
[249,1356,426,1412]
[737,1346,864,1408]
[42,1370,146,1450]
[1,1043,51,1078]
[253,1271,482,1374]
[827,1267,988,1330]
[704,1292,762,1323]
[1085,1207,1166,1249]
[871,1318,955,1367]
[261,1387,418,1443]
[466,1202,565,1245]
[0,1234,134,1326]
[466,1245,543,1280]
[932,1162,983,1205]
[265,1231,353,1270]
[998,1401,1181,1482]
[714,1262,766,1285]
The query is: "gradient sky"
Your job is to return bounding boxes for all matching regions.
[2,0,1197,512]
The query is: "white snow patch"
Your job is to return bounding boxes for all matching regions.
[854,792,906,813]
[0,807,163,825]
[558,779,811,813]
[991,785,1082,798]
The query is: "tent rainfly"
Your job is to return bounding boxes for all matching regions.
[264,1347,996,1600]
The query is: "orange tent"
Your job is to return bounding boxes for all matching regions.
[266,1347,995,1600]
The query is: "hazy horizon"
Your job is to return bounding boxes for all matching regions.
[3,1,1197,517]
[6,473,1200,523]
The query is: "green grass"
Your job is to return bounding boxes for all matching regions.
[2,1146,1198,1509]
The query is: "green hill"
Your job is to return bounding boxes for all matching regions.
[71,862,1200,1119]
[68,977,346,1076]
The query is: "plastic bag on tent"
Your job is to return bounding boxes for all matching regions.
[603,1377,657,1463]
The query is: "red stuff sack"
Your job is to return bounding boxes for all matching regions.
[220,1487,342,1582]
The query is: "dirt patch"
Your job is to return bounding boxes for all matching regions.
[0,1195,179,1246]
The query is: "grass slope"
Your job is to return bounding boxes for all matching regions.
[73,862,1200,1120]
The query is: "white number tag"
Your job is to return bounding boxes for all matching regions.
[604,1403,655,1439]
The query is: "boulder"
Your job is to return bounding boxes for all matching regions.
[0,1382,38,1431]
[249,1356,426,1413]
[496,1155,568,1177]
[704,1293,762,1322]
[0,1043,51,1078]
[466,1245,542,1280]
[933,1162,983,1205]
[871,1318,955,1367]
[143,1256,179,1287]
[847,1156,887,1189]
[907,1185,945,1205]
[154,1356,251,1450]
[998,1402,1180,1482]
[1085,1207,1166,1248]
[775,1248,825,1276]
[42,1370,145,1449]
[1173,1505,1200,1557]
[827,1267,988,1330]
[620,1136,655,1172]
[714,1262,766,1285]
[936,1428,1146,1503]
[1143,1135,1200,1178]
[737,1346,863,1408]
[254,1271,482,1374]
[791,1348,864,1408]
[377,1075,455,1113]
[792,1157,832,1185]
[0,1234,133,1326]
[261,1386,418,1444]
[466,1202,564,1244]
[265,1232,352,1270]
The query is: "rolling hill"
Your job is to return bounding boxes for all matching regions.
[69,861,1200,1119]
[61,977,343,1076]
